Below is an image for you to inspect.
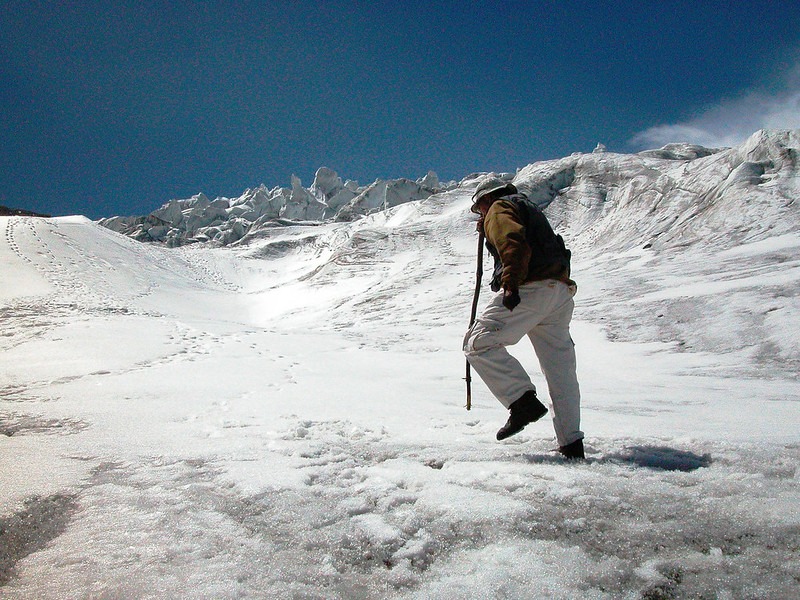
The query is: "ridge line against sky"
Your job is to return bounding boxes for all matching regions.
[2,1,800,219]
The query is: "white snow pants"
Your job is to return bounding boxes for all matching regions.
[463,279,583,447]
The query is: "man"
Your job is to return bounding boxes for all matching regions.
[463,176,585,459]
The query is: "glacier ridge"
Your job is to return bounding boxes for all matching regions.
[98,129,800,253]
[99,169,453,247]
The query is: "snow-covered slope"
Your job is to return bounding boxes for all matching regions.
[525,129,800,252]
[1,130,799,598]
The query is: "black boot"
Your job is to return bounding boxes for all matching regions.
[496,391,548,441]
[559,438,585,460]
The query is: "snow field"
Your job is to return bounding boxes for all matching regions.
[2,143,800,599]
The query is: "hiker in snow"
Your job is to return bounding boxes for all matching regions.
[463,177,585,459]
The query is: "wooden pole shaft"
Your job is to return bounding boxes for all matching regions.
[466,229,485,410]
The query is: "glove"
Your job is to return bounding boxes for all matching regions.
[502,287,521,311]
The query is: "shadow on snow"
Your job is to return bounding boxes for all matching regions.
[523,445,713,472]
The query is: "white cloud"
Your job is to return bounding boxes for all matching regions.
[630,66,800,150]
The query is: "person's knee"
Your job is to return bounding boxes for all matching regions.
[463,331,485,355]
[463,338,474,355]
[464,320,504,355]
[463,328,477,354]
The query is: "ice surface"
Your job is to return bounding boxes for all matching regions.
[1,130,799,598]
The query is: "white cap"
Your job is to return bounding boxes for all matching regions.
[470,176,517,213]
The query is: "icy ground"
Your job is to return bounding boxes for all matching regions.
[2,182,800,597]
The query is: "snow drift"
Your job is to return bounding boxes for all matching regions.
[1,130,799,599]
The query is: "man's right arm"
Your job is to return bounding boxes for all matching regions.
[483,200,531,294]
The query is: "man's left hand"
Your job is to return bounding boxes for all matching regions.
[503,287,520,311]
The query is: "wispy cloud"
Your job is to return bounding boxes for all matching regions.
[630,64,800,150]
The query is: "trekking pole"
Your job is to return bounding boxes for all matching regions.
[465,228,485,411]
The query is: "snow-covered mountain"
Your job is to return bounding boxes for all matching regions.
[99,129,799,254]
[523,129,800,252]
[2,129,799,598]
[99,169,453,246]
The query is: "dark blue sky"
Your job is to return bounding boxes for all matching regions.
[3,1,800,218]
